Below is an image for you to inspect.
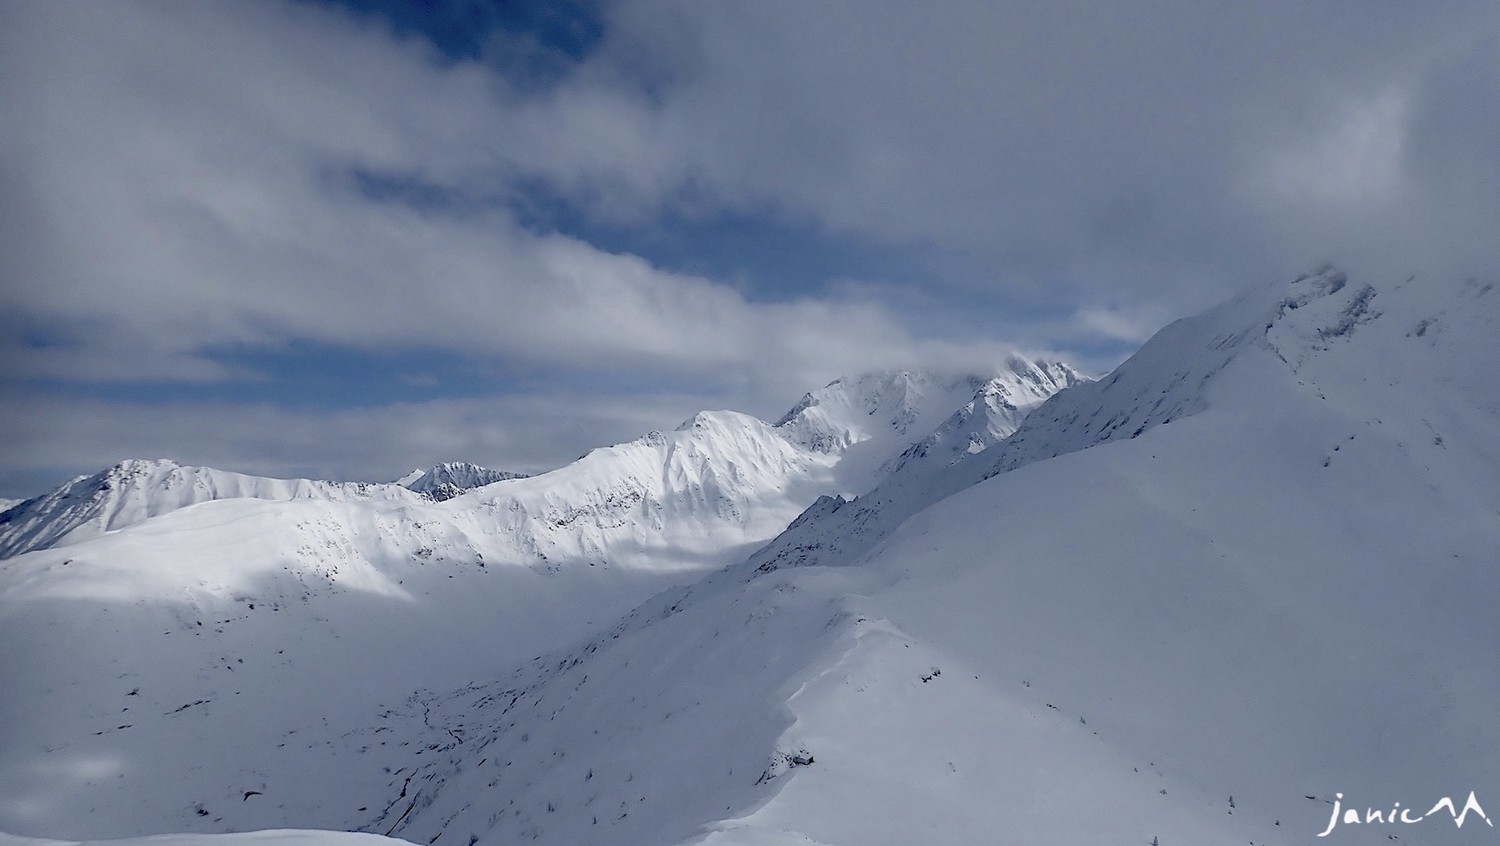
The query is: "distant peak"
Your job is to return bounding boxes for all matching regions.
[773,359,1084,456]
[673,409,760,433]
[104,458,182,475]
[401,462,529,501]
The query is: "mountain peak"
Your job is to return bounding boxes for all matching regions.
[399,462,529,501]
[673,409,758,433]
[774,359,1085,457]
[880,361,1089,476]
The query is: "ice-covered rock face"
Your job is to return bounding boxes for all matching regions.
[398,462,529,502]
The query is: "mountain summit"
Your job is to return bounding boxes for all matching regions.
[396,462,530,501]
[774,357,1085,488]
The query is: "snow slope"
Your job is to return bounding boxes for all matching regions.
[755,271,1496,845]
[0,419,808,837]
[363,269,1500,846]
[698,271,1500,846]
[0,362,1079,840]
[15,269,1491,846]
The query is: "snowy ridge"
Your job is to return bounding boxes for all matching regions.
[0,459,424,560]
[7,270,1499,844]
[0,361,1080,840]
[397,463,529,502]
[745,268,1394,579]
[707,269,1500,845]
[438,364,1084,572]
[0,361,1071,570]
[366,267,1500,845]
[975,267,1405,481]
[773,370,992,453]
[881,358,1087,476]
[773,358,1085,491]
[455,410,840,571]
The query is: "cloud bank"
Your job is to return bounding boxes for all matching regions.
[2,1,1496,495]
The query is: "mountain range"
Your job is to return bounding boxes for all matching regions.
[3,269,1497,845]
[0,356,1082,842]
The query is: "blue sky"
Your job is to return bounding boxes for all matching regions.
[323,0,605,63]
[2,1,1497,498]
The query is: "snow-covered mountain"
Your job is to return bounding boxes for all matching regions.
[0,460,425,560]
[773,358,1082,489]
[0,459,532,562]
[878,357,1087,477]
[344,268,1500,846]
[0,359,1077,567]
[395,463,529,502]
[15,265,1490,846]
[0,359,1080,840]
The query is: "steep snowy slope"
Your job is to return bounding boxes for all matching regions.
[396,463,529,502]
[0,362,1080,840]
[706,271,1500,846]
[744,269,1404,578]
[0,460,424,560]
[367,269,1500,846]
[0,498,20,514]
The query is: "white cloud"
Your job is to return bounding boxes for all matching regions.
[2,0,1497,492]
[1071,304,1176,345]
[0,1,1037,393]
[564,2,1494,284]
[1257,87,1412,209]
[0,390,708,498]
